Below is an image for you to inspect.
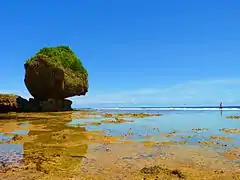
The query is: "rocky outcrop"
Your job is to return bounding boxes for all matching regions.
[28,98,72,112]
[0,94,72,113]
[24,46,88,100]
[41,99,72,112]
[0,94,30,113]
[1,46,87,113]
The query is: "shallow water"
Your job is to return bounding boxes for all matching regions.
[69,110,240,147]
[0,110,239,178]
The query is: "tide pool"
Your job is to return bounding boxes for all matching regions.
[69,110,240,147]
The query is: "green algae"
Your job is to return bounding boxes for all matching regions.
[26,46,87,73]
[2,111,240,180]
[0,111,128,177]
[23,124,88,176]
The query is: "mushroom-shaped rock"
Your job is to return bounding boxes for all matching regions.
[24,46,88,100]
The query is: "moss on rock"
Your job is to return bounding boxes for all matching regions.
[24,46,88,100]
[27,46,87,73]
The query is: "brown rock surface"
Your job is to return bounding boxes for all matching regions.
[40,99,72,112]
[0,94,29,113]
[24,46,88,100]
[0,94,72,113]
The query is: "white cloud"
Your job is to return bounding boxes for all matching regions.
[3,78,239,107]
[71,78,240,107]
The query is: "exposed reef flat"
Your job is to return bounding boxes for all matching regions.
[224,151,240,160]
[209,136,232,142]
[220,128,240,134]
[161,131,177,137]
[77,143,239,180]
[143,140,188,147]
[225,115,240,120]
[102,113,162,118]
[198,140,227,147]
[0,111,239,180]
[101,117,135,124]
[191,128,208,133]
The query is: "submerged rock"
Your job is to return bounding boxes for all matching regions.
[226,115,240,120]
[102,113,162,118]
[24,46,88,100]
[140,165,185,178]
[220,128,240,134]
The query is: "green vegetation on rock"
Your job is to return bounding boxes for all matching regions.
[24,45,88,100]
[26,46,87,73]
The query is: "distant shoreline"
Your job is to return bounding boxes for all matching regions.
[100,106,240,108]
[76,106,240,110]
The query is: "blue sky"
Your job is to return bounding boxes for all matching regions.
[1,0,240,107]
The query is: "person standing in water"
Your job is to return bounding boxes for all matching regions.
[220,100,223,116]
[220,100,223,110]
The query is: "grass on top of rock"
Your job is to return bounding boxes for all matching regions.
[26,46,87,73]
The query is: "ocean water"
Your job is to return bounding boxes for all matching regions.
[0,108,239,169]
[70,108,240,147]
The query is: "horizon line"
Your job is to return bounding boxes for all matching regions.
[75,105,240,109]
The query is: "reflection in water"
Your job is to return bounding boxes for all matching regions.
[0,144,24,171]
[220,109,223,116]
[0,120,28,171]
[0,112,88,175]
[68,110,240,147]
[0,110,240,176]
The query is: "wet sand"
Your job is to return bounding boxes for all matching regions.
[0,111,239,180]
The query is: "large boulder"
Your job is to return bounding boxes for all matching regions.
[24,46,88,100]
[0,94,30,113]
